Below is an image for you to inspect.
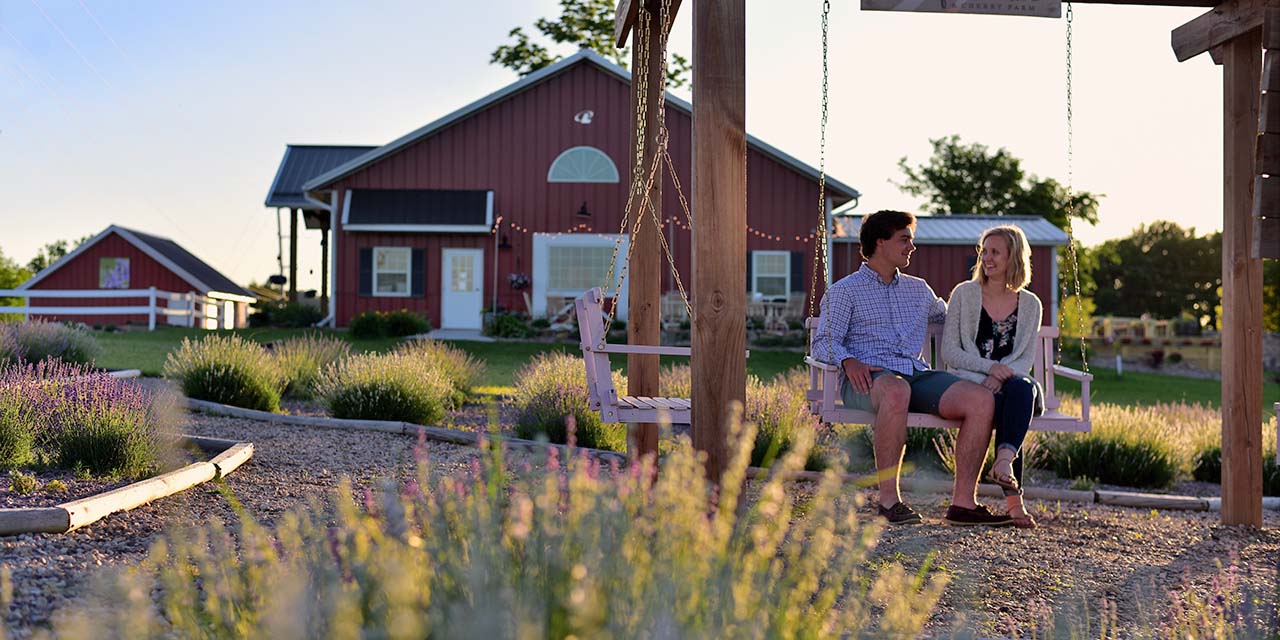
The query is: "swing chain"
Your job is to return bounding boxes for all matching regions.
[1057,1,1089,372]
[809,0,832,321]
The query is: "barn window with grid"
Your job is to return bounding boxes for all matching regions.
[752,251,790,298]
[373,247,412,296]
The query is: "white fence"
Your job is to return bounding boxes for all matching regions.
[0,288,221,330]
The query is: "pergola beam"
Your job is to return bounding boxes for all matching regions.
[1172,0,1265,61]
[615,0,683,47]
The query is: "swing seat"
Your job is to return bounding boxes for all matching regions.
[576,287,694,424]
[803,318,1092,433]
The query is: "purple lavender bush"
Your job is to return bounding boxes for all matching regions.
[0,360,178,477]
[511,352,626,452]
[6,321,101,365]
[0,327,23,368]
[164,335,285,412]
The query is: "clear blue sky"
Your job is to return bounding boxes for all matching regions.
[0,0,1222,291]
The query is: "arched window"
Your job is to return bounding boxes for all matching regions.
[546,146,620,183]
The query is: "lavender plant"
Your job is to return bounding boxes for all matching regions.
[745,367,827,470]
[0,361,177,476]
[314,351,454,424]
[271,334,351,400]
[0,326,23,366]
[9,321,101,365]
[511,352,626,452]
[393,339,485,408]
[163,335,286,412]
[51,420,951,638]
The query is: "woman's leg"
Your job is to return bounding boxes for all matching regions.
[994,376,1037,519]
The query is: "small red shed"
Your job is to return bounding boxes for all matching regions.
[17,225,257,329]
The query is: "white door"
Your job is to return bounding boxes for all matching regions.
[440,248,484,330]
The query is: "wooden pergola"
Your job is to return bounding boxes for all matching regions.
[615,0,1272,527]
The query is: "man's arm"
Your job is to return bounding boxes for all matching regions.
[927,286,947,325]
[812,284,854,365]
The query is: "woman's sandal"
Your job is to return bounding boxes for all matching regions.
[1009,512,1037,529]
[986,460,1020,493]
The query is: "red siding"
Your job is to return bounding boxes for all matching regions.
[832,242,1058,322]
[330,62,838,326]
[26,232,203,326]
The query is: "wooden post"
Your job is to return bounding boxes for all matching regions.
[627,0,663,463]
[320,224,330,315]
[1221,30,1265,527]
[691,0,746,483]
[289,207,299,302]
[187,292,196,328]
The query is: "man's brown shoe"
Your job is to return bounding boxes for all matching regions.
[943,503,1014,527]
[878,501,924,525]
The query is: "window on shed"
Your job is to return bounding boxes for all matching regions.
[547,244,614,292]
[547,146,620,183]
[752,251,790,298]
[373,247,412,296]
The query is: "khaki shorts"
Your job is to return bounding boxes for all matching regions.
[839,368,962,416]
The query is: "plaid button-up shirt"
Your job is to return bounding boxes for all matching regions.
[813,263,947,376]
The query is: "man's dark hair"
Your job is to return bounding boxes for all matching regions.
[859,210,916,258]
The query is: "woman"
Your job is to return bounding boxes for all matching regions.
[942,225,1044,529]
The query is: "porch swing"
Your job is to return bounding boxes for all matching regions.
[801,0,1094,433]
[575,0,714,425]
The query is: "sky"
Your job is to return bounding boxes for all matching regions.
[0,0,1224,292]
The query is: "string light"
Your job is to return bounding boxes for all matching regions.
[493,216,813,244]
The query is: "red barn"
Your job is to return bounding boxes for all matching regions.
[831,214,1068,317]
[17,225,256,329]
[269,50,861,329]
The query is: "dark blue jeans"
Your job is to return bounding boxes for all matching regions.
[993,375,1039,496]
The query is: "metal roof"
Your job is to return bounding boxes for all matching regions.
[300,50,860,203]
[833,214,1069,246]
[345,189,491,226]
[265,145,377,208]
[20,225,256,300]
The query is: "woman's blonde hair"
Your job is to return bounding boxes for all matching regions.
[971,225,1032,290]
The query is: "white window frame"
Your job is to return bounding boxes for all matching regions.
[372,247,412,298]
[532,233,628,318]
[546,146,620,183]
[752,250,790,299]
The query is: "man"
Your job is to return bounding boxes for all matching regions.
[813,210,1009,526]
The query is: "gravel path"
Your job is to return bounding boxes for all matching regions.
[0,392,1275,637]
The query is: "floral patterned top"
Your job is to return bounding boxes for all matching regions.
[976,295,1019,362]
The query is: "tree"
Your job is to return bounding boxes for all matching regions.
[1264,260,1280,333]
[0,248,33,314]
[1090,221,1220,325]
[27,235,91,273]
[896,135,1102,230]
[491,0,691,89]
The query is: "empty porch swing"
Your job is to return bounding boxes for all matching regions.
[576,0,1093,433]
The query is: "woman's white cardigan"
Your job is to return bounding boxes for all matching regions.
[941,280,1044,401]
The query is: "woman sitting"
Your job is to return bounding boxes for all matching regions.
[942,225,1044,529]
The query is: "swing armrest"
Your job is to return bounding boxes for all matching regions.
[592,344,751,359]
[1051,364,1093,382]
[804,356,840,372]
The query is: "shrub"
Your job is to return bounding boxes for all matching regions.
[270,302,325,328]
[348,311,389,339]
[163,335,285,412]
[384,309,431,337]
[315,352,453,425]
[393,340,483,409]
[272,334,351,400]
[45,478,67,493]
[484,312,534,339]
[745,368,826,471]
[0,361,177,477]
[9,470,36,494]
[1194,417,1280,496]
[1038,398,1207,489]
[10,321,101,365]
[0,327,22,366]
[511,352,626,452]
[53,424,947,639]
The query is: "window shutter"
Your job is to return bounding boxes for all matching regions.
[359,248,372,297]
[412,249,426,297]
[790,251,804,292]
[746,251,754,292]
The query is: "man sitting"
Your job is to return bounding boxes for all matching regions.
[812,210,1010,527]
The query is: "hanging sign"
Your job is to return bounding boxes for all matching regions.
[861,0,1061,18]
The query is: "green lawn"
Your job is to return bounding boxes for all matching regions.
[97,328,1279,413]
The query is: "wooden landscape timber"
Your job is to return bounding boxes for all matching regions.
[0,435,252,536]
